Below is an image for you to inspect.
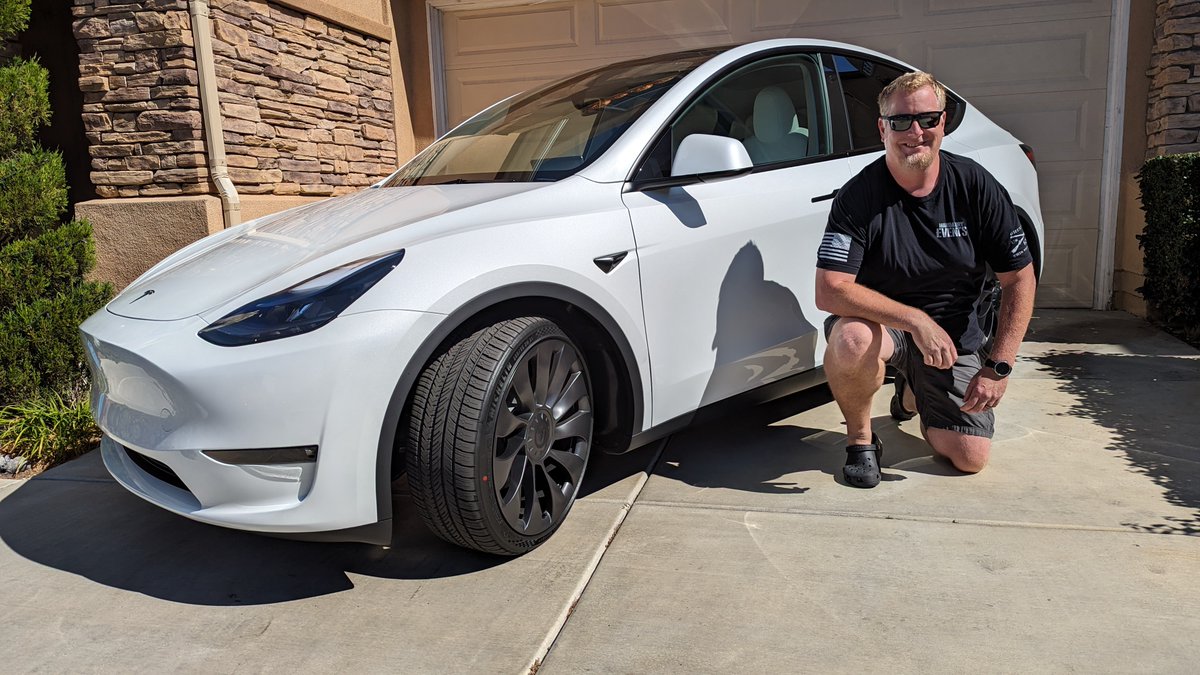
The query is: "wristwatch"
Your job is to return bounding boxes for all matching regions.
[984,358,1013,378]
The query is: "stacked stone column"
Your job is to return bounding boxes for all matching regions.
[72,0,396,200]
[1146,0,1200,156]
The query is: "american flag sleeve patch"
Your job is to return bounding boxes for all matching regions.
[818,232,852,264]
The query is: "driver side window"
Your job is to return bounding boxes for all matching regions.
[636,53,833,181]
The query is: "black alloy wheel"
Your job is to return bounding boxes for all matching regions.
[407,316,593,555]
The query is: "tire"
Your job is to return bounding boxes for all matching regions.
[406,317,593,555]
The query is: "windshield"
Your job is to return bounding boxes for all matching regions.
[384,50,721,186]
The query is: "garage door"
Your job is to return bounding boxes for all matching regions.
[433,0,1114,307]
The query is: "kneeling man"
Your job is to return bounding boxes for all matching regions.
[814,71,1037,488]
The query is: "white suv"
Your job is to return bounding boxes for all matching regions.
[81,39,1044,554]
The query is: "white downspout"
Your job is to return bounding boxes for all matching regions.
[188,0,241,227]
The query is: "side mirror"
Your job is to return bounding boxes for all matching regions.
[671,134,753,177]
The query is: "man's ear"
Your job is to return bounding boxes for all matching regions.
[877,116,886,142]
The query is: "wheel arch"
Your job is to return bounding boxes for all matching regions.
[373,282,645,525]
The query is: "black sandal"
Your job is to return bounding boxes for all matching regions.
[889,371,916,421]
[843,433,884,489]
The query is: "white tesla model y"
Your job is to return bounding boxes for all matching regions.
[81,39,1044,554]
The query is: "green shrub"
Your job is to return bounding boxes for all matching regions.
[0,219,96,309]
[0,0,28,42]
[0,148,68,244]
[0,282,112,404]
[0,390,98,466]
[1136,153,1200,345]
[0,57,50,156]
[0,0,112,467]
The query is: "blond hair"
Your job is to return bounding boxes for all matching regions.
[878,71,946,116]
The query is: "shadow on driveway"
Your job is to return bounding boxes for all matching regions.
[0,445,655,606]
[1027,310,1200,536]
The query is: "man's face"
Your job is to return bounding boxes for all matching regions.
[878,85,945,171]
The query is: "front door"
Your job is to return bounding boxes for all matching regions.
[623,52,849,425]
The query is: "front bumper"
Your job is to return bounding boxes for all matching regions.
[81,308,440,537]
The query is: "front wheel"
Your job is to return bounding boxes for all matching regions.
[406,317,593,555]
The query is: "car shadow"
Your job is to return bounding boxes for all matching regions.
[0,447,655,606]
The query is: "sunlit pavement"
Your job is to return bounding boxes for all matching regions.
[2,310,1197,673]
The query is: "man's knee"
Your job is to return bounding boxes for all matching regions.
[926,427,990,473]
[827,319,886,364]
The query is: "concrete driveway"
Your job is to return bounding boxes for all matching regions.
[2,310,1198,673]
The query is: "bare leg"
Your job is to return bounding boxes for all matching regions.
[824,318,896,446]
[923,426,990,473]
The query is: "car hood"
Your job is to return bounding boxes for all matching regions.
[107,183,545,321]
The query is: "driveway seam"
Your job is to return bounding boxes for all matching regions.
[633,499,1198,537]
[524,438,669,674]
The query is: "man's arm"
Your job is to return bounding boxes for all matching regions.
[959,262,1036,413]
[815,268,959,369]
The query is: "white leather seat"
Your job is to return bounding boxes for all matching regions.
[742,86,808,164]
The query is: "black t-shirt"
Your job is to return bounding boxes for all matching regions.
[817,151,1032,352]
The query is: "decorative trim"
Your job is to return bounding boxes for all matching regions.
[271,0,392,40]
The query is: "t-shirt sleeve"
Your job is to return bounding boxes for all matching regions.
[977,173,1033,273]
[817,192,867,275]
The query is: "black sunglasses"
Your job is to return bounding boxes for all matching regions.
[883,110,945,132]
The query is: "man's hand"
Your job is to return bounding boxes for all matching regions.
[910,316,958,369]
[961,369,1008,413]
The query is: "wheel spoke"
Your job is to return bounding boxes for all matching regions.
[496,448,526,502]
[511,359,536,411]
[545,344,576,408]
[553,410,593,441]
[495,407,527,438]
[533,341,556,406]
[547,447,586,486]
[546,477,570,521]
[551,371,587,420]
[530,467,553,531]
[500,455,530,527]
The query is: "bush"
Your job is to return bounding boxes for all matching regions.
[0,219,97,308]
[1136,153,1200,345]
[0,0,113,467]
[0,391,98,467]
[0,147,68,243]
[0,57,49,156]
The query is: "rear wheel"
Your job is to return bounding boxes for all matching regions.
[406,317,593,555]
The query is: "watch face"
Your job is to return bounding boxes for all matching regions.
[991,360,1012,377]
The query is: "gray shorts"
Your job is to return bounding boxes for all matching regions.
[824,316,994,438]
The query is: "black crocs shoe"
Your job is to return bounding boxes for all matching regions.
[889,372,916,421]
[843,433,884,489]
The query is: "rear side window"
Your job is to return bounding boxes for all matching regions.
[831,54,964,151]
[832,54,905,151]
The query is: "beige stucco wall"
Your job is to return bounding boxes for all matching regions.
[1112,0,1157,316]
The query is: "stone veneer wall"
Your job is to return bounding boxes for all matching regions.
[72,0,396,200]
[73,0,207,198]
[1146,0,1200,156]
[209,0,396,196]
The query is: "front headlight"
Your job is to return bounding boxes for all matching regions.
[198,249,405,346]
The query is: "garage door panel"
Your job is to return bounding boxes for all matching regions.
[920,17,1107,97]
[596,0,731,44]
[1041,228,1098,307]
[1036,159,1101,233]
[444,4,580,59]
[965,90,1106,163]
[924,0,1108,20]
[749,0,901,31]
